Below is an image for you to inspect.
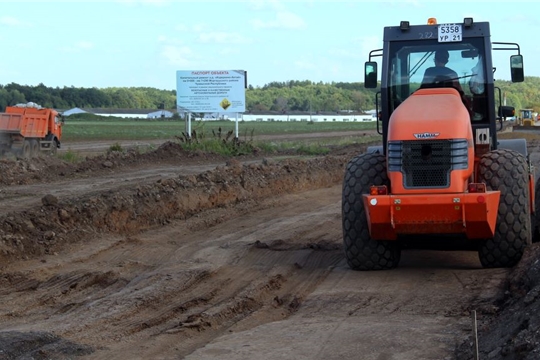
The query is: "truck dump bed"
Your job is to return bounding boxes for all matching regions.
[0,107,54,138]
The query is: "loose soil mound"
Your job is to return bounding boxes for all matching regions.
[456,243,540,359]
[0,141,230,186]
[0,150,350,264]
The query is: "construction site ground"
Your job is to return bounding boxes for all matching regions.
[1,129,540,360]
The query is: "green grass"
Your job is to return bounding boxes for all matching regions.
[57,149,83,163]
[180,138,256,156]
[62,118,376,141]
[255,135,381,155]
[107,142,124,153]
[296,143,331,155]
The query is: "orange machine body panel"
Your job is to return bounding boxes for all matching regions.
[364,88,500,239]
[363,191,500,240]
[0,106,62,140]
[388,88,474,195]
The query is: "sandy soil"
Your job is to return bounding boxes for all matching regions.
[0,132,539,360]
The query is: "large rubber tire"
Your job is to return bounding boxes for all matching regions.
[50,139,58,156]
[342,153,401,270]
[29,139,39,158]
[477,149,532,268]
[533,179,540,243]
[20,140,31,159]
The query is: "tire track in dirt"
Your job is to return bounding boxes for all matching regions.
[186,249,509,360]
[0,185,344,359]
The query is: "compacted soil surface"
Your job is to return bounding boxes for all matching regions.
[0,131,539,360]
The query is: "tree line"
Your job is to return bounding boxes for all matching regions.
[0,83,177,111]
[1,77,540,114]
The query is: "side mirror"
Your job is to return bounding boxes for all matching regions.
[510,55,524,83]
[498,105,515,118]
[364,61,378,89]
[461,49,479,58]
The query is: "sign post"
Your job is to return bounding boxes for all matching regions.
[176,70,246,138]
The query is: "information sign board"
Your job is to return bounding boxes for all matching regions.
[176,70,246,113]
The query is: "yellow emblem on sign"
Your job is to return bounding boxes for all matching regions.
[220,98,231,110]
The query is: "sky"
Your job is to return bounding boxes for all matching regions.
[0,0,539,90]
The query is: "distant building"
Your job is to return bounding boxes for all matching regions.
[203,113,230,120]
[60,108,375,122]
[62,107,87,116]
[62,107,158,118]
[240,111,374,122]
[147,110,174,119]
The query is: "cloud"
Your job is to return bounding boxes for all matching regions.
[198,32,251,44]
[0,16,24,26]
[157,35,199,66]
[115,0,170,6]
[328,48,364,60]
[294,60,317,70]
[76,41,94,50]
[218,48,240,56]
[160,45,195,67]
[381,0,421,7]
[247,0,285,11]
[251,11,306,30]
[174,23,189,32]
[0,67,17,78]
[357,35,383,57]
[503,13,539,27]
[192,24,208,33]
[157,35,183,45]
[139,0,169,5]
[60,41,95,53]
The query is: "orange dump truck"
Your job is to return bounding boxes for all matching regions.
[0,102,63,158]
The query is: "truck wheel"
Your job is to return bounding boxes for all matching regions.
[29,139,39,158]
[21,140,31,159]
[342,153,400,270]
[533,180,540,243]
[50,140,58,155]
[477,149,531,268]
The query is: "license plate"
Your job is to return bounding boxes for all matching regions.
[438,24,462,42]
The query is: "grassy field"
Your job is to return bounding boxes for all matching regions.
[62,118,377,141]
[59,117,540,161]
[58,116,380,160]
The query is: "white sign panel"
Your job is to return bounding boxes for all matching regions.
[176,70,246,113]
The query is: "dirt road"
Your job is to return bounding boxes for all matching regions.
[0,135,539,359]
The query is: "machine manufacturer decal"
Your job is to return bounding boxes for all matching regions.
[413,132,440,139]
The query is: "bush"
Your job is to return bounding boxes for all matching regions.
[57,149,82,163]
[107,142,123,153]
